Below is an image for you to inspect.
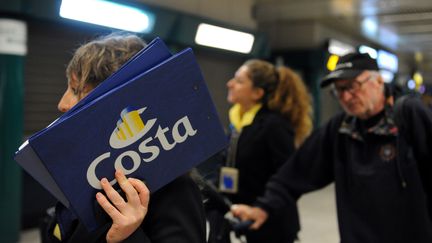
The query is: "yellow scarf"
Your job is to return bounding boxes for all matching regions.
[229,103,262,132]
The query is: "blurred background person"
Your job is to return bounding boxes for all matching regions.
[208,59,313,243]
[231,53,432,243]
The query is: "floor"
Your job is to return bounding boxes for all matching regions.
[296,183,339,243]
[18,184,339,243]
[18,228,40,243]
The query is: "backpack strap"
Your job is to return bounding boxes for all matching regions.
[392,95,410,188]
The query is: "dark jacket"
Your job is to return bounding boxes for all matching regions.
[257,96,432,243]
[227,107,299,243]
[43,174,206,243]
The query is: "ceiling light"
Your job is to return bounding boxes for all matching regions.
[358,45,377,59]
[407,79,416,90]
[328,39,355,56]
[60,0,154,33]
[413,71,423,86]
[377,50,398,73]
[361,17,378,38]
[379,70,394,83]
[195,23,255,54]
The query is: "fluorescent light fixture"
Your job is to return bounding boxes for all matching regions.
[358,45,378,59]
[362,17,378,38]
[195,23,255,54]
[413,71,423,85]
[378,28,399,49]
[419,85,426,94]
[379,70,394,83]
[377,50,398,73]
[60,0,155,33]
[328,39,355,56]
[407,79,416,90]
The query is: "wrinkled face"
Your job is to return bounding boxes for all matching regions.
[57,74,93,113]
[331,71,385,119]
[226,65,263,107]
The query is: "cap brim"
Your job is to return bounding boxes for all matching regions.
[320,69,363,88]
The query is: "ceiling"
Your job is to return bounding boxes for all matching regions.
[253,0,432,82]
[135,0,432,83]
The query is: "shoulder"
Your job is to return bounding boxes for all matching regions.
[147,174,204,215]
[141,173,206,242]
[320,112,345,132]
[143,173,205,224]
[395,95,432,128]
[395,94,430,116]
[399,94,423,108]
[300,112,345,145]
[256,108,292,128]
[151,174,201,200]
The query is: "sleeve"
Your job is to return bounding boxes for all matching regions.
[264,117,296,170]
[402,97,432,166]
[256,118,337,215]
[134,174,207,243]
[400,97,432,215]
[122,229,151,243]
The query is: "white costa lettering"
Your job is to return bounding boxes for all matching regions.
[138,137,160,162]
[86,115,197,189]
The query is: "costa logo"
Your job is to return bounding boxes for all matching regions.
[86,106,197,189]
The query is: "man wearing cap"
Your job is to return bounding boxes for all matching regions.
[231,52,432,242]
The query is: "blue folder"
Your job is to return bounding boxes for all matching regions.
[15,38,228,231]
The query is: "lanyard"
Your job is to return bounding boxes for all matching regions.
[226,125,240,168]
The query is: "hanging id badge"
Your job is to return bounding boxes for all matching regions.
[219,166,239,193]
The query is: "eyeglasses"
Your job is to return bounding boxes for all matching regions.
[330,74,376,98]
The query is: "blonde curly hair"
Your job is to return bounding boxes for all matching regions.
[244,59,313,147]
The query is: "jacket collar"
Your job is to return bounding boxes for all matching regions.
[229,103,262,132]
[338,97,399,141]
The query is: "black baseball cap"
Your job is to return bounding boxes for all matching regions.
[321,52,379,88]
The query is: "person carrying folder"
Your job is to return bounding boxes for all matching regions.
[43,33,206,243]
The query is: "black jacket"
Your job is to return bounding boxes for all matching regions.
[257,96,432,243]
[227,107,299,243]
[43,174,206,243]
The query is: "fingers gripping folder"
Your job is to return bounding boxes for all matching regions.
[14,37,228,231]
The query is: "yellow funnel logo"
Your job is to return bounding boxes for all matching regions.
[109,107,157,149]
[115,107,145,140]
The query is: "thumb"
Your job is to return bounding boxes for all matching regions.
[230,204,247,220]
